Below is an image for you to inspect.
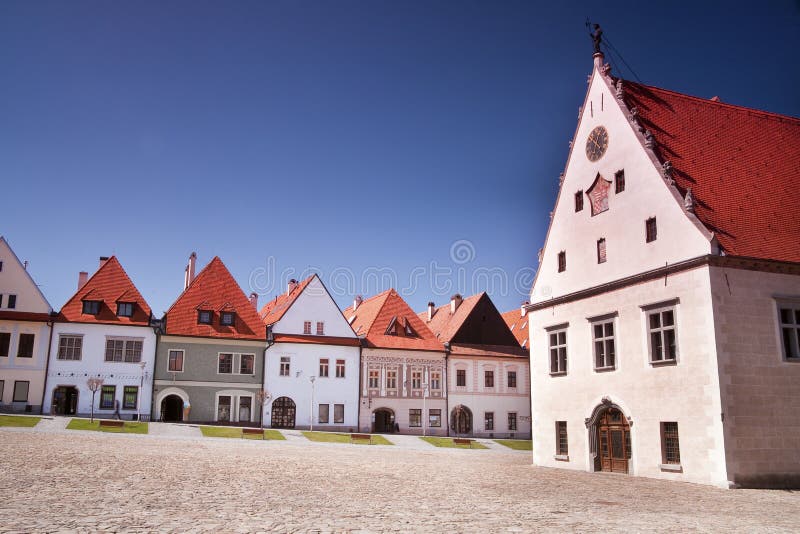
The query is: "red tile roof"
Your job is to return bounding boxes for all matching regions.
[0,311,53,323]
[501,309,529,349]
[164,256,265,340]
[259,275,314,326]
[271,334,362,347]
[621,80,800,263]
[342,289,443,351]
[58,256,152,326]
[417,294,482,342]
[448,343,528,359]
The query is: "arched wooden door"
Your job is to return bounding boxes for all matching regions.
[597,408,631,473]
[271,397,296,429]
[161,395,183,422]
[450,405,472,435]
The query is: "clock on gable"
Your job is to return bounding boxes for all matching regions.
[585,126,609,162]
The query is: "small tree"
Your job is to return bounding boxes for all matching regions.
[256,390,271,429]
[86,377,104,423]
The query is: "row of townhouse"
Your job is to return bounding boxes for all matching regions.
[0,243,531,438]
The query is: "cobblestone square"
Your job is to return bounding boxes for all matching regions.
[0,428,798,532]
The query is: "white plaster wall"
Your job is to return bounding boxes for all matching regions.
[263,341,360,428]
[273,276,356,338]
[43,322,156,417]
[531,66,711,305]
[530,265,728,487]
[0,320,51,408]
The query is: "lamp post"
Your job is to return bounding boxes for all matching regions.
[138,361,146,422]
[422,381,429,437]
[309,376,316,431]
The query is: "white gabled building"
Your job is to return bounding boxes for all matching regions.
[260,275,361,430]
[43,256,156,420]
[0,236,53,414]
[527,49,800,488]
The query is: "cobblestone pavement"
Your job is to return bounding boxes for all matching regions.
[0,430,798,533]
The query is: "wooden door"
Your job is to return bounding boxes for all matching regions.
[597,408,630,473]
[271,397,296,429]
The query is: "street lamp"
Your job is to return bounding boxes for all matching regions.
[309,376,316,431]
[138,361,147,422]
[422,381,429,437]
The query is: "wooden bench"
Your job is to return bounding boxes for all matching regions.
[350,433,373,444]
[453,438,474,448]
[99,420,125,428]
[242,427,264,439]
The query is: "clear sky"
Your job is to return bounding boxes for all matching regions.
[2,1,799,316]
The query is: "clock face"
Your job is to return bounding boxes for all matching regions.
[585,126,609,162]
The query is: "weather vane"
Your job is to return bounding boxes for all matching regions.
[586,20,603,54]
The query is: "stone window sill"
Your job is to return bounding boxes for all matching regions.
[659,463,682,472]
[650,359,677,367]
[549,371,567,377]
[554,454,569,462]
[594,366,616,373]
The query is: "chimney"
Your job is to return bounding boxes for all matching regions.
[450,294,463,314]
[78,271,89,290]
[353,295,363,311]
[99,256,110,270]
[184,252,197,290]
[427,301,435,322]
[287,278,298,295]
[521,301,529,318]
[249,292,258,310]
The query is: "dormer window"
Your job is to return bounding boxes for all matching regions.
[220,312,235,326]
[198,310,212,324]
[82,300,101,315]
[117,302,134,317]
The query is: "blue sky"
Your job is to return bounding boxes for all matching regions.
[2,1,799,316]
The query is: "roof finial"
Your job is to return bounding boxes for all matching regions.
[684,188,695,213]
[590,24,603,55]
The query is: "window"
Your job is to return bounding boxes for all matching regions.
[57,335,82,360]
[105,339,142,363]
[661,422,681,464]
[334,404,344,424]
[239,397,252,422]
[0,332,8,357]
[429,409,441,427]
[485,412,494,431]
[386,370,397,389]
[240,354,254,375]
[198,310,212,324]
[7,295,16,309]
[82,300,100,315]
[220,312,235,326]
[507,371,517,388]
[508,412,518,431]
[123,386,138,409]
[0,261,2,271]
[318,404,329,424]
[319,358,329,377]
[279,356,290,376]
[593,320,616,370]
[0,381,3,401]
[648,308,677,363]
[218,353,233,374]
[409,409,422,427]
[778,305,800,360]
[217,396,231,422]
[456,369,466,387]
[412,370,422,389]
[100,385,116,409]
[368,369,379,389]
[430,371,441,390]
[303,321,312,335]
[556,421,568,455]
[316,321,324,335]
[549,328,568,374]
[16,333,34,358]
[646,217,657,243]
[615,169,625,193]
[12,381,29,402]
[168,350,184,372]
[575,191,584,212]
[484,370,494,388]
[335,359,345,378]
[0,295,3,307]
[117,302,134,317]
[597,238,607,264]
[558,251,566,273]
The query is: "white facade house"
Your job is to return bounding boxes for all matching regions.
[42,257,156,420]
[0,236,53,413]
[261,275,361,430]
[527,50,800,488]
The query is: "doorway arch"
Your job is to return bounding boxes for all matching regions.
[587,399,632,474]
[161,395,184,422]
[372,408,395,433]
[51,386,78,416]
[450,405,473,435]
[271,396,296,429]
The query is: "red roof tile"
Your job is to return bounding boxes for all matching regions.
[621,80,800,263]
[342,290,443,351]
[0,311,53,323]
[417,294,482,342]
[58,256,152,326]
[164,257,265,340]
[501,309,529,348]
[259,276,314,326]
